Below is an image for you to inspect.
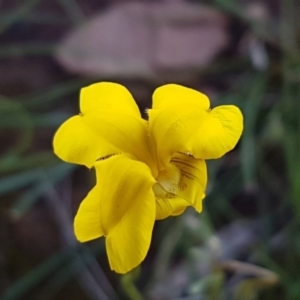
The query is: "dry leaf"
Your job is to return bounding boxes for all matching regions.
[56,2,228,81]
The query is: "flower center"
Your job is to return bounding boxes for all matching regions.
[152,161,182,199]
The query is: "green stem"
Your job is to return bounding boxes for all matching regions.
[121,268,144,300]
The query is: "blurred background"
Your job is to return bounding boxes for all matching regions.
[1,0,300,299]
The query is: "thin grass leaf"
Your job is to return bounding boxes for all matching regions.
[0,0,41,34]
[1,246,78,300]
[0,163,74,197]
[0,12,69,25]
[32,112,71,128]
[10,163,75,218]
[19,78,93,110]
[55,0,85,25]
[0,43,55,57]
[240,73,267,186]
[0,152,55,174]
[0,97,33,155]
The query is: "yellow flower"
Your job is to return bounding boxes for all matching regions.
[53,82,243,273]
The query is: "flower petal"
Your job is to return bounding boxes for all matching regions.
[54,82,157,170]
[74,185,105,242]
[152,84,210,110]
[155,152,207,212]
[149,103,243,168]
[80,82,141,118]
[170,153,207,211]
[53,113,157,174]
[106,189,155,273]
[155,193,189,220]
[83,112,157,175]
[187,105,243,160]
[148,104,200,169]
[80,154,156,273]
[53,115,119,168]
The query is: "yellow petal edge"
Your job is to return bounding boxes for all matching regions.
[74,155,156,274]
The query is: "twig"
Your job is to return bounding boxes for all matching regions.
[218,259,279,286]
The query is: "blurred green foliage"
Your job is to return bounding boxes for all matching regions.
[1,0,300,299]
